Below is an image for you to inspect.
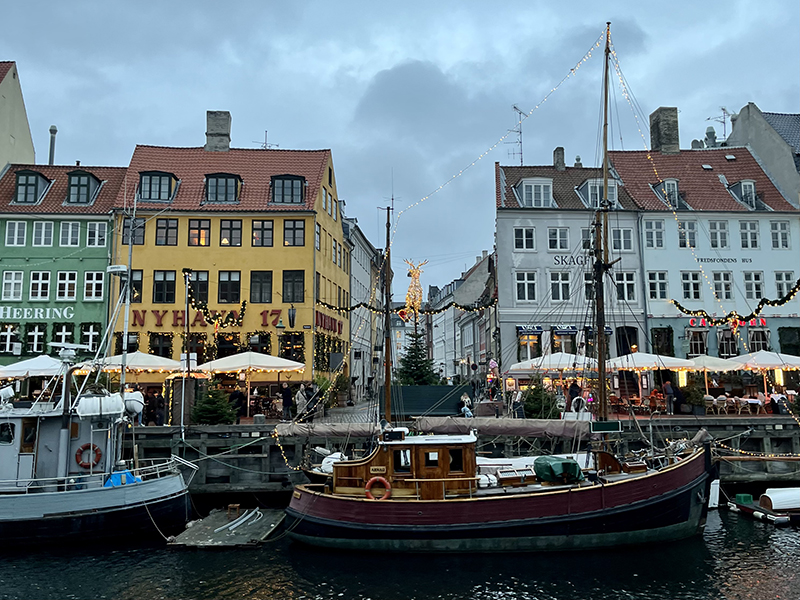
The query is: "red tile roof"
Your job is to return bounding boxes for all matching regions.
[116,145,331,212]
[0,61,14,83]
[609,147,795,212]
[0,164,128,215]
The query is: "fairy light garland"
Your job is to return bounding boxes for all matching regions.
[182,268,247,329]
[315,297,498,315]
[270,429,303,471]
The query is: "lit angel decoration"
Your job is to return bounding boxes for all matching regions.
[403,259,427,320]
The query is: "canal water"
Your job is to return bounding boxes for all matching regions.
[1,511,797,600]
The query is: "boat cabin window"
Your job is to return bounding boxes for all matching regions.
[449,449,464,473]
[394,449,411,473]
[20,419,37,453]
[424,451,439,468]
[0,423,14,444]
[70,422,80,440]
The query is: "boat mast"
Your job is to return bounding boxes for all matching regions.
[120,190,137,393]
[594,22,611,421]
[383,204,393,424]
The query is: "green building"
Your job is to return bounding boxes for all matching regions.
[0,164,126,365]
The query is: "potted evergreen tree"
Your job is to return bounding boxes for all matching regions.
[192,380,236,425]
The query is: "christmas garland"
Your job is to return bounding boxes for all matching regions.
[670,277,800,326]
[182,268,247,328]
[316,296,497,315]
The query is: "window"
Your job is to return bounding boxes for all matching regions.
[86,222,107,247]
[514,227,535,250]
[68,173,92,204]
[681,272,701,300]
[81,324,101,352]
[16,172,42,204]
[611,228,633,251]
[709,221,729,249]
[2,271,23,300]
[424,451,439,468]
[153,270,176,303]
[59,221,80,247]
[771,221,790,249]
[776,271,794,297]
[129,270,143,303]
[29,271,50,301]
[122,217,145,245]
[282,270,304,303]
[332,198,338,221]
[550,272,570,302]
[139,173,172,200]
[206,174,239,203]
[5,221,26,246]
[663,180,679,207]
[220,220,242,247]
[188,219,211,246]
[581,228,593,251]
[744,271,764,300]
[249,333,270,354]
[0,325,16,353]
[648,272,668,300]
[449,448,464,472]
[332,239,338,263]
[740,221,759,249]
[393,449,411,473]
[250,271,272,303]
[688,330,708,357]
[315,272,321,301]
[552,331,576,353]
[283,220,305,246]
[315,223,321,250]
[155,219,178,246]
[322,189,328,212]
[33,222,53,247]
[651,327,673,356]
[741,181,756,209]
[584,272,595,300]
[588,181,617,208]
[338,244,342,267]
[218,271,240,303]
[191,271,209,303]
[519,333,541,360]
[83,271,104,301]
[615,272,636,301]
[521,180,552,208]
[713,272,733,301]
[272,175,304,204]
[27,325,46,354]
[749,329,769,352]
[57,271,77,300]
[718,330,738,358]
[516,272,536,301]
[252,220,273,247]
[548,227,568,250]
[644,220,664,249]
[149,333,173,358]
[678,220,696,248]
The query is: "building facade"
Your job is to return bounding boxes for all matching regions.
[0,164,125,365]
[0,62,35,168]
[109,111,350,380]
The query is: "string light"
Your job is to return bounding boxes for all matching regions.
[315,297,498,315]
[182,267,247,329]
[271,429,303,471]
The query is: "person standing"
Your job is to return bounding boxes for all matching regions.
[229,387,246,424]
[280,382,293,421]
[662,380,675,415]
[568,380,582,411]
[154,390,166,426]
[295,384,308,420]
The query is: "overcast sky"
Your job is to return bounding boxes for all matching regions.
[2,1,798,292]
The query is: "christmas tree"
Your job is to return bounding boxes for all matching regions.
[192,380,236,425]
[395,330,439,385]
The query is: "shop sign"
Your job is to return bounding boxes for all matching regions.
[316,311,343,334]
[688,317,767,328]
[0,306,75,321]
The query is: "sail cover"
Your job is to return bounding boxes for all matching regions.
[413,416,596,438]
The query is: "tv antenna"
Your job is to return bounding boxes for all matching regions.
[253,130,279,149]
[505,105,526,165]
[706,107,731,140]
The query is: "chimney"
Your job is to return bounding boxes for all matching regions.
[48,125,57,165]
[553,147,565,171]
[649,107,680,154]
[574,155,583,168]
[482,250,488,259]
[205,110,231,152]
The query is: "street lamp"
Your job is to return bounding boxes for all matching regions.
[288,304,297,329]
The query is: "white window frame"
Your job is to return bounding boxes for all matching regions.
[550,272,570,302]
[60,222,80,247]
[611,228,633,252]
[29,271,50,301]
[663,179,679,207]
[57,271,78,301]
[2,271,23,301]
[741,180,756,209]
[547,227,569,251]
[644,220,664,249]
[584,272,595,300]
[739,220,759,249]
[521,179,553,208]
[709,221,729,249]
[770,221,790,250]
[515,272,536,302]
[513,227,535,251]
[32,221,53,247]
[678,220,697,249]
[588,179,617,209]
[776,271,794,297]
[744,271,764,300]
[718,329,738,358]
[581,228,593,251]
[748,329,769,352]
[27,324,46,354]
[83,271,105,301]
[86,222,107,247]
[712,271,733,301]
[615,271,636,302]
[648,271,668,300]
[681,271,701,300]
[688,330,708,357]
[5,221,26,247]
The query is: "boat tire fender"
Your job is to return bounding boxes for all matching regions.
[365,476,391,500]
[76,443,102,469]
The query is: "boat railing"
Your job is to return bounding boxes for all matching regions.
[405,476,480,499]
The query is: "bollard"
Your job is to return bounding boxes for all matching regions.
[253,414,266,425]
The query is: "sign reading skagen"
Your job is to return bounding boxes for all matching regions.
[0,306,75,320]
[553,255,592,266]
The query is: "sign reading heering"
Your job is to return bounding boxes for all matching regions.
[0,306,75,321]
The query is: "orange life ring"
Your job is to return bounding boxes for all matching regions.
[365,476,391,500]
[75,443,102,469]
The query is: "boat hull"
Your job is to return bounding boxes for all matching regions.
[285,449,714,552]
[0,472,191,545]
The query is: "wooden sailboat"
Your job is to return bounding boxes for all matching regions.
[284,23,715,552]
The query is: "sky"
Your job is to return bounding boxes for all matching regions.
[2,1,798,292]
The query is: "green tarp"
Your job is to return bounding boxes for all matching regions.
[534,456,585,484]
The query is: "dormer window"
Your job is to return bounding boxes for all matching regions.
[14,170,49,204]
[519,179,552,208]
[580,179,617,209]
[652,179,688,210]
[271,175,305,204]
[206,174,240,203]
[741,181,756,209]
[139,172,176,201]
[67,170,99,204]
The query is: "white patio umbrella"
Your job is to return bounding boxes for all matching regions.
[0,355,65,378]
[687,355,741,394]
[726,350,800,396]
[98,351,182,373]
[506,352,598,375]
[606,352,694,371]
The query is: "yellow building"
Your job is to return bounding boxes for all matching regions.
[110,111,350,384]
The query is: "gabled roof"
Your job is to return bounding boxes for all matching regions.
[495,163,637,210]
[0,165,127,215]
[115,145,331,212]
[762,112,800,154]
[0,62,14,82]
[608,147,795,212]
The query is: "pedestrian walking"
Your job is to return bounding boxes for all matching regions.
[295,384,308,420]
[281,382,293,421]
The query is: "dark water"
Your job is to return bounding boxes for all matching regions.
[2,511,798,600]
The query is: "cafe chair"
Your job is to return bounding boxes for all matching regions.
[704,396,716,415]
[716,396,728,415]
[736,397,751,415]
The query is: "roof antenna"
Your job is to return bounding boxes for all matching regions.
[506,105,526,166]
[253,130,279,149]
[706,108,730,141]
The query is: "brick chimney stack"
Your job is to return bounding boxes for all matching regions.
[205,110,231,152]
[553,146,566,171]
[649,107,680,154]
